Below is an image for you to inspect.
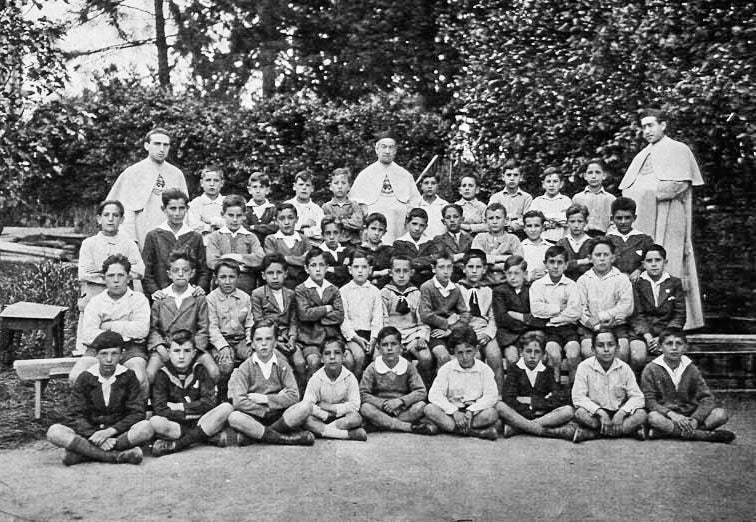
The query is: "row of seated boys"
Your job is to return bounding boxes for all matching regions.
[47,323,735,467]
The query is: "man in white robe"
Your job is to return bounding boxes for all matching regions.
[349,137,422,244]
[107,128,187,249]
[620,109,705,329]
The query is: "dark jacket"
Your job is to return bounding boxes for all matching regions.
[630,275,686,336]
[151,361,216,424]
[503,363,567,419]
[142,228,211,296]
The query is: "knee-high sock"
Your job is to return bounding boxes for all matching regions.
[69,435,117,463]
[175,425,209,451]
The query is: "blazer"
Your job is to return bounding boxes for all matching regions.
[630,275,686,336]
[148,294,210,352]
[295,282,344,346]
[250,285,298,340]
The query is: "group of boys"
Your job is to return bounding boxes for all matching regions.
[47,160,734,466]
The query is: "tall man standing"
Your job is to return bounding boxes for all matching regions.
[349,136,422,244]
[619,109,705,329]
[107,128,188,248]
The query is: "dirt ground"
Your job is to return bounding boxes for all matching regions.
[1,397,754,522]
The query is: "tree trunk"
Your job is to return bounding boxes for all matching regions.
[154,0,170,88]
[257,0,275,98]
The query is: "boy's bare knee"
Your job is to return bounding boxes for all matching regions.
[503,345,519,364]
[647,411,666,427]
[707,407,728,428]
[46,423,71,444]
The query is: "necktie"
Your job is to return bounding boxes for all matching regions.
[469,289,481,317]
[396,295,410,315]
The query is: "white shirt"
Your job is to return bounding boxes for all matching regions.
[252,352,278,380]
[516,358,547,388]
[304,277,333,299]
[218,225,254,238]
[432,276,456,298]
[163,284,195,310]
[640,271,671,307]
[652,354,692,390]
[270,288,285,312]
[395,232,431,248]
[375,355,408,375]
[567,234,590,252]
[273,230,303,249]
[87,364,129,407]
[157,221,194,239]
[247,199,275,220]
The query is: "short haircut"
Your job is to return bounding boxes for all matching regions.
[540,166,561,181]
[251,317,277,339]
[348,249,373,266]
[321,336,346,354]
[365,212,387,229]
[200,165,224,180]
[222,194,247,213]
[459,174,478,186]
[565,203,589,220]
[485,202,507,217]
[215,259,241,275]
[376,326,401,345]
[168,249,195,268]
[321,216,342,231]
[406,207,428,223]
[585,158,607,172]
[262,252,288,270]
[544,245,568,262]
[503,255,527,272]
[305,247,325,265]
[247,171,270,186]
[592,328,617,345]
[448,325,478,351]
[276,202,298,217]
[294,170,313,184]
[503,158,520,171]
[434,250,453,265]
[611,196,637,215]
[170,329,195,347]
[642,243,667,260]
[463,248,487,266]
[523,210,546,225]
[421,171,439,182]
[330,167,352,183]
[519,330,546,350]
[162,188,189,207]
[98,199,124,216]
[102,253,131,275]
[442,203,463,218]
[640,108,666,122]
[390,254,412,268]
[659,328,687,345]
[589,236,615,254]
[144,127,170,143]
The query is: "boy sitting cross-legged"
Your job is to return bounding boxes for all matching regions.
[206,259,254,401]
[629,244,686,357]
[226,319,315,446]
[423,326,500,440]
[47,331,153,466]
[641,329,735,443]
[142,188,211,299]
[301,337,367,441]
[572,330,647,443]
[146,251,218,385]
[496,331,576,440]
[340,250,385,380]
[250,253,305,386]
[458,249,505,396]
[382,255,433,385]
[149,330,234,457]
[295,247,345,380]
[419,252,470,376]
[206,194,264,295]
[263,202,312,289]
[359,326,429,434]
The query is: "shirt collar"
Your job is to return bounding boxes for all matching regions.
[588,266,621,280]
[456,198,480,206]
[432,277,456,293]
[102,288,135,303]
[197,193,224,204]
[516,358,546,373]
[503,188,526,197]
[588,356,623,374]
[158,221,194,237]
[540,274,571,287]
[521,238,546,246]
[582,186,606,194]
[87,363,129,379]
[164,284,195,300]
[375,355,408,375]
[607,228,645,240]
[396,232,430,246]
[640,271,671,285]
[315,366,351,383]
[273,230,302,242]
[252,352,278,368]
[448,358,482,373]
[246,199,274,209]
[320,243,345,257]
[215,288,243,300]
[218,226,252,235]
[304,277,333,290]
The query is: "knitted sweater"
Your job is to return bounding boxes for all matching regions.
[228,355,299,418]
[640,357,716,422]
[359,356,427,407]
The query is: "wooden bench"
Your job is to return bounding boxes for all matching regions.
[0,301,69,366]
[13,357,79,419]
[686,334,756,392]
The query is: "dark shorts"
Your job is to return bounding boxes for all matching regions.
[84,341,147,363]
[578,324,630,342]
[542,325,579,347]
[496,329,524,348]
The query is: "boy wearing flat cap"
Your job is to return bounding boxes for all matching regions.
[46,331,153,465]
